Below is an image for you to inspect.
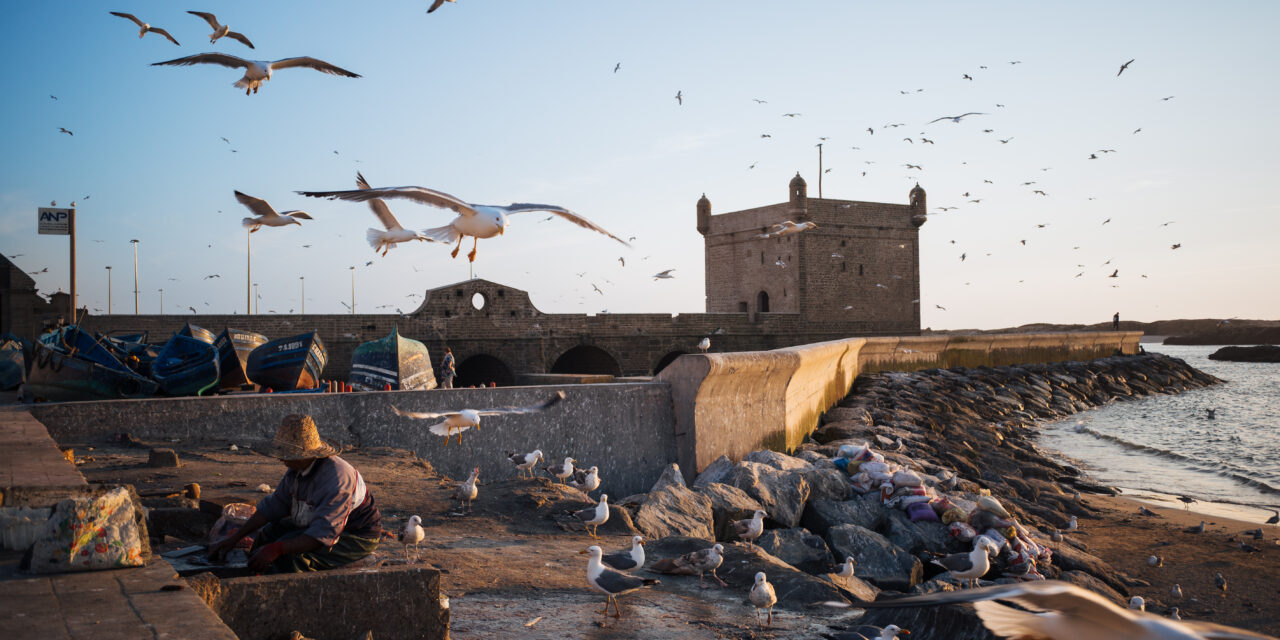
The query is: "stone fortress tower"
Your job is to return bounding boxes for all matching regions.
[698,173,926,331]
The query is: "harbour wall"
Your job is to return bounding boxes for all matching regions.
[30,331,1141,491]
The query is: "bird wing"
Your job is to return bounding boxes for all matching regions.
[149,27,181,46]
[355,173,403,231]
[390,405,460,420]
[297,186,476,217]
[933,552,975,573]
[285,211,314,220]
[926,116,950,124]
[225,31,255,49]
[501,205,632,248]
[683,548,716,568]
[601,551,637,571]
[109,11,145,27]
[152,53,251,70]
[269,57,362,78]
[851,582,1142,633]
[1181,620,1280,639]
[594,569,649,594]
[234,191,278,218]
[475,390,565,416]
[187,11,221,29]
[427,0,447,13]
[572,505,597,521]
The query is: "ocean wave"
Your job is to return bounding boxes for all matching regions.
[1076,426,1280,496]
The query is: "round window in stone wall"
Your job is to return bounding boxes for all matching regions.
[471,292,487,310]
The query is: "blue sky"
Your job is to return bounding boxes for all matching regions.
[2,1,1277,328]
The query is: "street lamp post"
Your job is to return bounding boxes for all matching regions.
[349,266,356,314]
[246,230,252,315]
[105,266,112,314]
[253,283,259,315]
[158,288,164,315]
[299,276,305,314]
[130,239,140,315]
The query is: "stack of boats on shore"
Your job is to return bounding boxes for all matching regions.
[14,323,435,402]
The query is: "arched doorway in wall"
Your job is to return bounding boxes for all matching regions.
[551,345,622,376]
[653,350,689,375]
[455,353,515,387]
[757,291,770,312]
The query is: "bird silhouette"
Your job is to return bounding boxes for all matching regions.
[1117,58,1135,76]
[1108,269,1119,278]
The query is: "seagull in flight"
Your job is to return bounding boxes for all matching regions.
[1117,58,1135,76]
[675,90,682,105]
[58,128,73,136]
[1109,269,1119,278]
[356,173,433,256]
[152,53,361,95]
[928,112,985,124]
[236,191,313,232]
[109,12,180,45]
[187,11,254,48]
[391,391,565,446]
[427,0,457,13]
[935,304,947,310]
[652,269,675,280]
[782,113,801,118]
[752,98,767,104]
[1171,243,1181,250]
[299,183,629,263]
[613,62,620,73]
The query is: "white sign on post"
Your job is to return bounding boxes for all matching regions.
[38,208,73,235]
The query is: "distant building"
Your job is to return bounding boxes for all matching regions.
[0,255,60,337]
[698,173,925,328]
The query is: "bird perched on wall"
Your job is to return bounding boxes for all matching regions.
[696,337,710,353]
[750,572,777,628]
[506,449,543,478]
[581,545,658,621]
[569,465,601,494]
[546,456,576,484]
[571,494,610,537]
[109,12,180,45]
[932,537,999,588]
[601,535,645,571]
[187,11,255,48]
[651,543,728,588]
[454,467,479,514]
[235,191,313,232]
[357,173,433,255]
[733,510,766,550]
[298,182,628,262]
[391,390,565,446]
[399,515,425,561]
[757,220,818,239]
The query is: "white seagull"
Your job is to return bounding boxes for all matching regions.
[932,536,999,588]
[749,572,777,628]
[834,556,857,578]
[506,449,543,478]
[546,456,576,484]
[696,337,710,353]
[391,391,565,446]
[757,220,819,238]
[454,466,479,514]
[297,183,629,262]
[653,269,676,280]
[356,172,433,255]
[151,53,361,95]
[398,514,425,561]
[569,465,601,494]
[572,494,610,538]
[733,510,766,549]
[927,112,986,124]
[109,12,180,45]
[848,580,1278,640]
[601,535,645,571]
[580,545,659,621]
[235,191,313,232]
[186,11,254,48]
[651,543,727,588]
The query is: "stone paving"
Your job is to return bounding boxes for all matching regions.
[0,409,86,506]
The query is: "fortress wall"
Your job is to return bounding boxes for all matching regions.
[31,382,677,497]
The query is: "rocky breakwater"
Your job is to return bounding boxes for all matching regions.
[614,353,1219,640]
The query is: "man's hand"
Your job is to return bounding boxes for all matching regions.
[248,542,286,573]
[206,535,238,562]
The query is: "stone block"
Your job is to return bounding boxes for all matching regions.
[756,527,833,575]
[148,448,180,468]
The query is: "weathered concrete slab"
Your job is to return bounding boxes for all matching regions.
[0,409,88,507]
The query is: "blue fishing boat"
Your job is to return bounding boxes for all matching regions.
[25,340,158,402]
[178,323,216,344]
[349,327,436,391]
[0,339,24,390]
[40,326,128,370]
[214,328,267,390]
[246,332,327,391]
[152,334,221,396]
[100,334,159,376]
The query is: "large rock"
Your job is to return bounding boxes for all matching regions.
[827,524,921,592]
[801,468,850,502]
[822,406,875,426]
[794,450,837,470]
[743,450,811,472]
[883,509,951,555]
[648,463,687,493]
[756,528,833,575]
[1208,344,1280,362]
[723,461,811,527]
[1051,541,1128,596]
[693,482,763,542]
[691,455,735,489]
[801,495,887,537]
[646,536,850,609]
[632,484,714,541]
[826,572,880,602]
[1059,570,1127,606]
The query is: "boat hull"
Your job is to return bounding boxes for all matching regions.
[214,328,267,390]
[246,333,327,391]
[0,341,24,390]
[349,328,436,391]
[26,342,158,402]
[178,323,216,345]
[153,335,221,396]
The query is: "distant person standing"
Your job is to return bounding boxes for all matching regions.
[440,347,456,389]
[1113,312,1120,331]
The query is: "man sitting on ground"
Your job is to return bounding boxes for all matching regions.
[208,414,382,572]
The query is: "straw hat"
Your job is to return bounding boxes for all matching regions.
[269,414,339,460]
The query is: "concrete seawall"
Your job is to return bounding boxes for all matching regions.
[31,383,677,497]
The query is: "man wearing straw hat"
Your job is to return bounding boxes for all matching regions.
[207,414,382,572]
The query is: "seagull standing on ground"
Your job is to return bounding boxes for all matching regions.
[506,449,543,478]
[572,494,610,537]
[298,183,629,262]
[356,173,432,255]
[933,537,999,588]
[581,545,659,621]
[601,536,645,571]
[152,53,361,95]
[750,572,777,628]
[1170,584,1182,599]
[696,337,710,353]
[391,391,565,446]
[733,510,766,549]
[1184,520,1205,534]
[109,12,181,45]
[546,456,576,483]
[651,543,728,588]
[187,11,255,48]
[235,191,313,232]
[569,465,601,494]
[1214,572,1227,595]
[399,515,425,561]
[454,467,479,514]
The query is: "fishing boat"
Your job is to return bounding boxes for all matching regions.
[349,327,436,391]
[100,334,159,377]
[214,328,267,390]
[152,334,221,396]
[40,326,129,370]
[177,323,216,344]
[246,332,327,391]
[0,339,24,390]
[25,340,158,402]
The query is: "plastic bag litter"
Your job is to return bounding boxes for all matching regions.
[907,501,940,522]
[208,503,256,550]
[948,521,977,541]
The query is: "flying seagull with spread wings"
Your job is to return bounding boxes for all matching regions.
[186,11,255,49]
[151,53,360,95]
[109,12,180,45]
[235,191,313,232]
[391,390,566,446]
[298,183,629,262]
[428,0,457,13]
[355,173,432,255]
[928,112,986,124]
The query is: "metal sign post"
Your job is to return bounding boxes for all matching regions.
[37,206,75,319]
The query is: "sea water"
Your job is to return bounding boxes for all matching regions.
[1038,344,1280,521]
